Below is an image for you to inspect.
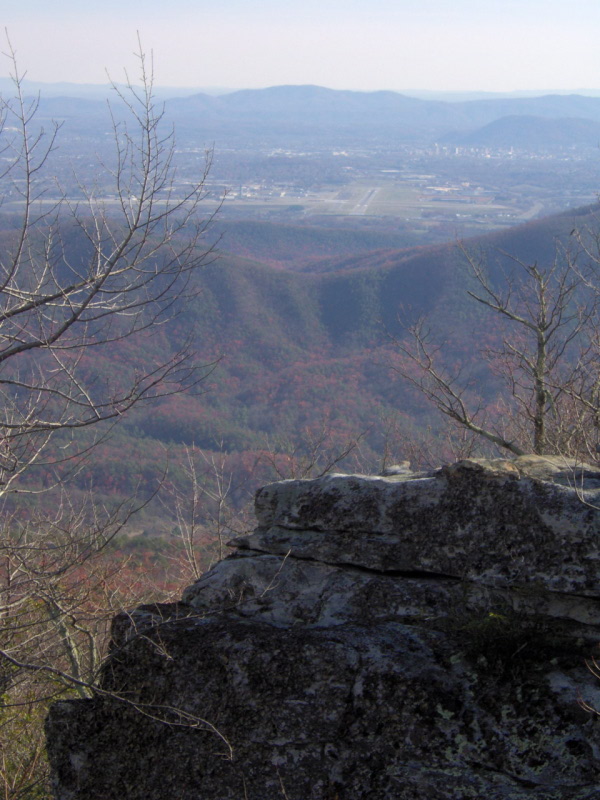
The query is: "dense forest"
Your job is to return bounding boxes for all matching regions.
[43,205,591,489]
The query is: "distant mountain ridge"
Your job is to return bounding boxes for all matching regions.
[442,115,600,149]
[17,83,600,143]
[167,86,600,139]
[5,76,600,102]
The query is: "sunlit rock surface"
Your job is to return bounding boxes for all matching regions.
[46,456,600,799]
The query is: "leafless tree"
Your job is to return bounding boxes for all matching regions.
[260,419,366,480]
[393,243,600,459]
[163,442,259,573]
[0,39,223,796]
[0,37,219,497]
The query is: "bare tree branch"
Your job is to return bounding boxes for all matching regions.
[0,36,225,793]
[393,242,600,459]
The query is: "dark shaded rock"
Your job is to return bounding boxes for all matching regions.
[46,456,600,799]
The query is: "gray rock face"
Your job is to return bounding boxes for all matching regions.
[46,456,600,799]
[235,456,600,594]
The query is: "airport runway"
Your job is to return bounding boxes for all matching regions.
[350,187,379,215]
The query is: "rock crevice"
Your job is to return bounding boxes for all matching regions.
[46,456,600,799]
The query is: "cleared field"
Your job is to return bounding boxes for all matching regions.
[307,179,517,221]
[365,183,425,216]
[220,177,534,227]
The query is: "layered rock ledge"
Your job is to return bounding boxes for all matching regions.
[46,457,600,799]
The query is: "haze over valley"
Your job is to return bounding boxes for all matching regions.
[3,83,600,246]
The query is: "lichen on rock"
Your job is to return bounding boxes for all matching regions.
[46,456,600,799]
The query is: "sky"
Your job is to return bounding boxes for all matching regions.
[3,0,600,93]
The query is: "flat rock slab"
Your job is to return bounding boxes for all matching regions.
[232,457,600,593]
[183,551,600,632]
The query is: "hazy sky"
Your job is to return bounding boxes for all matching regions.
[3,0,600,92]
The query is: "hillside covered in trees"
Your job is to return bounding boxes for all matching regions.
[6,200,592,523]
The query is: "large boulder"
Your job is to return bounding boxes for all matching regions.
[46,457,600,799]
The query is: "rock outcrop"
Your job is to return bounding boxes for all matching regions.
[46,457,600,799]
